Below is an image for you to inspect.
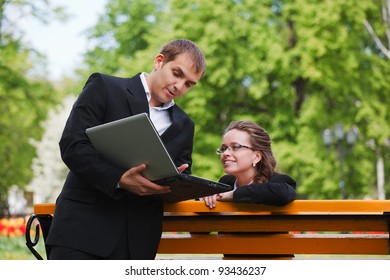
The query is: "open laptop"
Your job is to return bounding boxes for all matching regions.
[85,113,232,202]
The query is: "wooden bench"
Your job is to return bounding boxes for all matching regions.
[25,200,390,259]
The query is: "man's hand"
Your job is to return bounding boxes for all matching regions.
[177,163,189,173]
[118,164,171,196]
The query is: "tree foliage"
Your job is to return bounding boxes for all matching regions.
[27,95,76,204]
[2,0,390,212]
[82,0,390,199]
[0,0,66,213]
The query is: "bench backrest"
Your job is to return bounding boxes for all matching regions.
[27,200,390,259]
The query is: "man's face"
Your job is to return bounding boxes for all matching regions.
[147,53,203,106]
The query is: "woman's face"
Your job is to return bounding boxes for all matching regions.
[219,129,261,180]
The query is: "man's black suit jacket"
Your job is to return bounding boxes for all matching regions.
[46,73,195,259]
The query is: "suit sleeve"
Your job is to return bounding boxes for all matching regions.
[59,73,127,199]
[232,173,297,206]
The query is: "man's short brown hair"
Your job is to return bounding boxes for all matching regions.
[160,39,206,75]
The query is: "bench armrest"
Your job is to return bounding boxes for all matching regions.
[25,214,53,260]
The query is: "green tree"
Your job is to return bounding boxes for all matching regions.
[81,0,390,199]
[0,0,66,214]
[363,0,390,199]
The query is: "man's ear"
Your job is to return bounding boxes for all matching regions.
[154,54,165,69]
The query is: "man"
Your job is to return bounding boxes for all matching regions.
[46,39,206,259]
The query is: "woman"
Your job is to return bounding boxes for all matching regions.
[203,120,296,209]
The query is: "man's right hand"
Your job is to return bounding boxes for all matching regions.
[118,164,171,196]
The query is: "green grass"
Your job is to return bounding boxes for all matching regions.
[0,235,46,260]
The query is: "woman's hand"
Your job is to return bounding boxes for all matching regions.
[202,189,234,208]
[217,190,234,201]
[202,194,218,209]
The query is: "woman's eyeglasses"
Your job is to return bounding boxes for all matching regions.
[216,143,255,155]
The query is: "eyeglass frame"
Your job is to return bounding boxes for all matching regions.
[216,143,256,155]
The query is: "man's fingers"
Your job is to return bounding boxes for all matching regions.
[132,181,171,196]
[130,163,147,174]
[177,163,189,173]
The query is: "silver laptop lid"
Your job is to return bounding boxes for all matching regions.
[86,113,180,181]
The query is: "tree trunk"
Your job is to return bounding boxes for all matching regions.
[376,150,385,199]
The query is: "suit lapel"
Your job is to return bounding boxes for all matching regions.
[124,74,186,142]
[161,107,184,142]
[125,74,149,116]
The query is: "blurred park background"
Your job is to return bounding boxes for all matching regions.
[1,0,390,225]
